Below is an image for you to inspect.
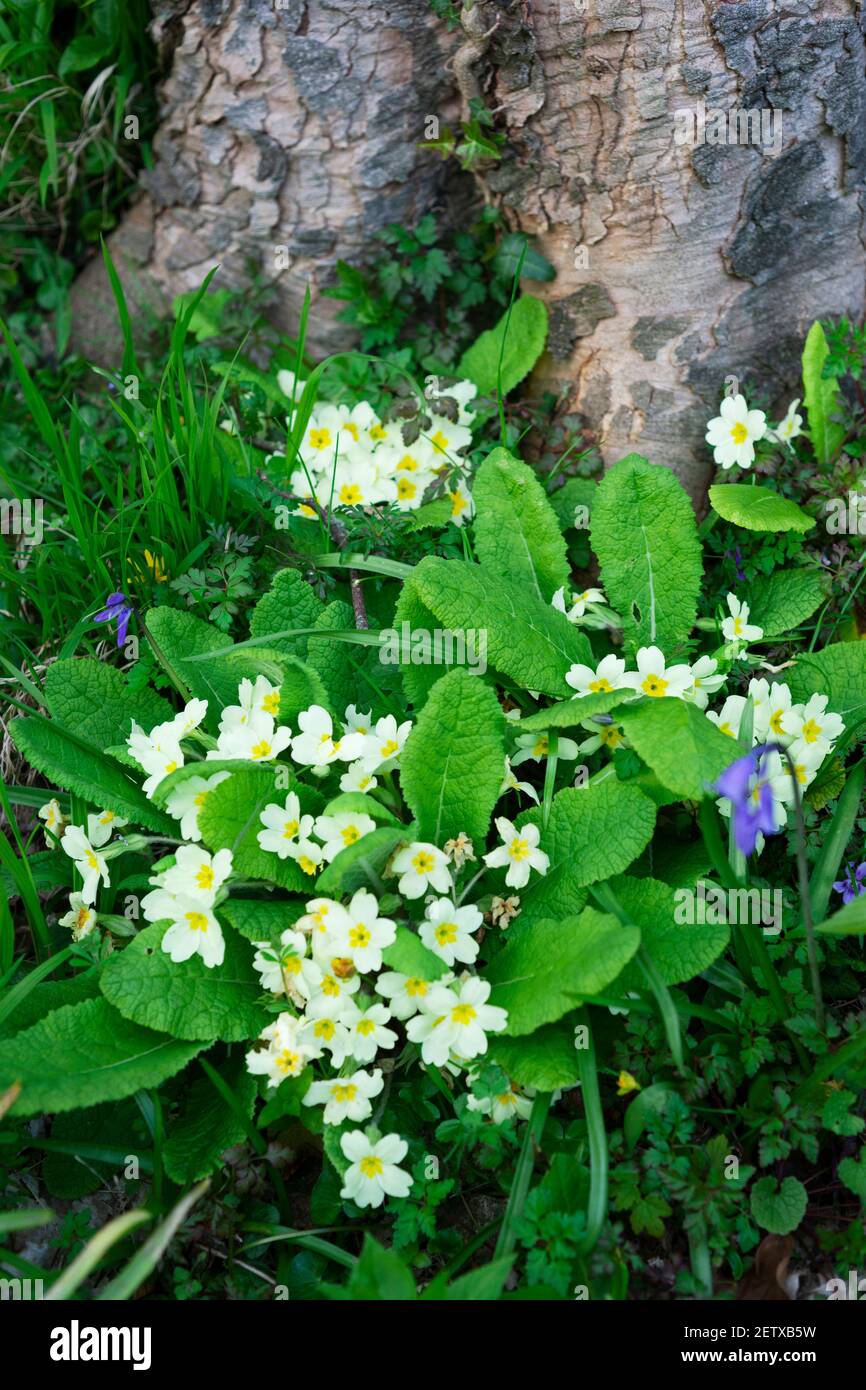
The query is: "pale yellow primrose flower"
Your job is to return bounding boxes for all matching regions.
[483,816,549,890]
[339,1131,413,1210]
[61,825,109,906]
[705,393,766,469]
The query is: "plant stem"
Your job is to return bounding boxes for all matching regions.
[575,1008,608,1256]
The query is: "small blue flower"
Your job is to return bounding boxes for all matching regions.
[832,861,866,906]
[714,744,781,858]
[93,592,134,649]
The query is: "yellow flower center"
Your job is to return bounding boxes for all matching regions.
[298,855,318,875]
[341,825,361,845]
[769,709,786,735]
[412,851,435,873]
[332,1082,357,1102]
[165,760,178,774]
[369,424,387,442]
[283,819,299,839]
[450,490,467,516]
[343,422,359,441]
[194,791,208,807]
[405,977,427,997]
[507,837,529,862]
[185,911,209,932]
[275,1049,300,1074]
[261,691,281,716]
[321,975,340,997]
[196,864,214,891]
[359,1154,384,1177]
[250,740,272,760]
[309,428,332,450]
[314,1019,336,1040]
[397,478,417,499]
[339,483,362,505]
[641,674,668,697]
[282,954,301,975]
[85,851,99,870]
[589,677,613,693]
[733,617,744,636]
[451,1003,476,1025]
[533,736,549,757]
[730,421,748,444]
[431,430,449,453]
[435,922,459,945]
[802,718,821,744]
[380,739,399,757]
[397,454,418,472]
[356,1018,375,1036]
[600,727,623,748]
[349,924,371,948]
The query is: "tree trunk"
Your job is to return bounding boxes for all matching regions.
[72,0,866,505]
[70,0,464,362]
[474,0,866,501]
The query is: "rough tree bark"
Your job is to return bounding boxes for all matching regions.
[71,0,866,504]
[70,0,464,360]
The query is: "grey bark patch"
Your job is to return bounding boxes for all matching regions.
[725,140,832,284]
[547,285,617,359]
[631,316,689,362]
[681,63,712,94]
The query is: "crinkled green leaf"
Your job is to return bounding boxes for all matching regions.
[100,921,263,1042]
[43,659,173,749]
[8,716,175,834]
[457,295,548,397]
[788,641,866,728]
[0,970,102,1041]
[396,555,592,706]
[591,454,702,655]
[489,1018,582,1091]
[218,897,306,944]
[473,448,568,602]
[0,998,202,1116]
[487,908,640,1035]
[401,668,505,845]
[616,698,739,801]
[747,568,825,638]
[514,782,656,926]
[249,567,324,659]
[164,1055,257,1183]
[708,484,813,533]
[606,875,729,989]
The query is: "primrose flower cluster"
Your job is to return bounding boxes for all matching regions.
[243,814,544,1207]
[711,678,844,855]
[278,371,478,525]
[548,583,843,854]
[39,670,553,1212]
[705,392,803,470]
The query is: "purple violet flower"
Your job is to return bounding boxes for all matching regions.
[93,592,134,649]
[714,744,782,858]
[832,861,866,906]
